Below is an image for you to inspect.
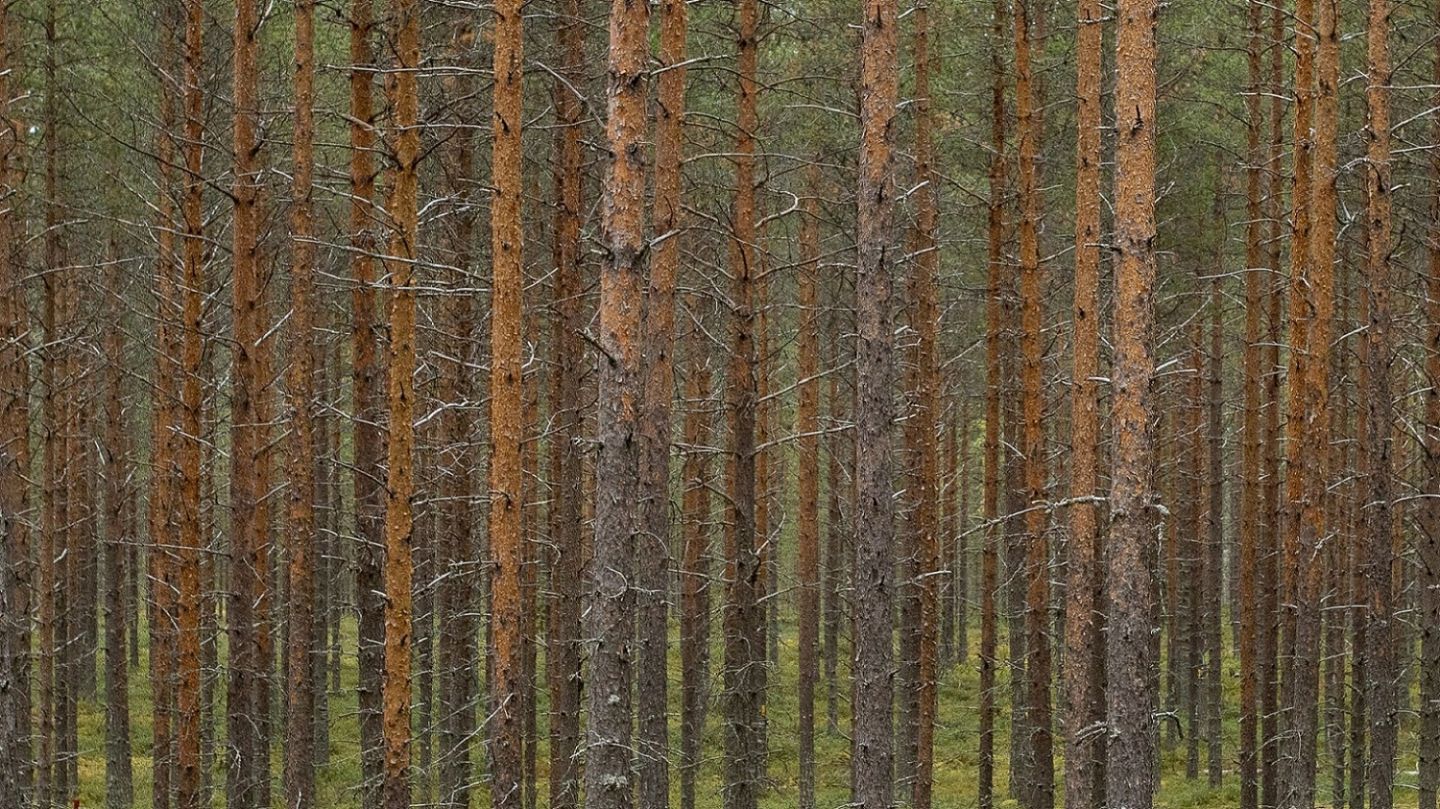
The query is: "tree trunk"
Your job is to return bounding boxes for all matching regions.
[910,7,941,806]
[314,342,334,774]
[1351,272,1372,809]
[147,12,182,805]
[636,0,688,793]
[1186,303,1205,780]
[1281,0,1336,798]
[679,337,713,809]
[797,163,822,809]
[546,2,585,807]
[1014,0,1053,800]
[823,329,847,733]
[40,3,67,802]
[174,3,207,802]
[852,0,899,803]
[1205,232,1225,788]
[102,259,133,809]
[284,1,319,803]
[488,0,525,801]
[437,24,480,809]
[724,0,763,804]
[0,0,31,797]
[1064,0,1104,796]
[979,5,1008,801]
[1420,4,1440,803]
[348,1,386,803]
[381,0,421,805]
[955,398,971,665]
[1362,0,1397,802]
[1105,0,1160,801]
[521,295,541,809]
[1261,3,1286,802]
[1239,1,1266,802]
[1278,0,1315,793]
[227,0,273,801]
[587,0,649,805]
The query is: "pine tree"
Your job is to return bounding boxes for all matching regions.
[852,0,900,802]
[347,1,386,802]
[1421,9,1440,805]
[586,0,650,806]
[101,259,132,809]
[724,0,764,802]
[797,162,822,809]
[1363,0,1398,801]
[488,0,526,798]
[1105,0,1160,800]
[978,3,1009,800]
[227,0,273,801]
[1238,3,1267,803]
[1064,0,1105,797]
[545,2,586,807]
[284,1,320,803]
[380,0,422,805]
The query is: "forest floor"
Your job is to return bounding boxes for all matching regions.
[69,615,1424,808]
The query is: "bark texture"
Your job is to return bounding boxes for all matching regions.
[852,0,899,803]
[1363,0,1397,803]
[545,3,585,807]
[585,0,649,808]
[1106,0,1160,802]
[1065,0,1105,799]
[381,1,421,806]
[488,0,525,802]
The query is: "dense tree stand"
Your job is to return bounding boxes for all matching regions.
[0,1,1430,808]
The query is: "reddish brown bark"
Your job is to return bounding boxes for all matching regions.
[488,0,525,801]
[1280,0,1336,797]
[284,1,319,803]
[348,1,385,802]
[587,0,649,806]
[0,0,30,796]
[1064,0,1104,797]
[636,0,688,792]
[227,0,273,802]
[171,4,207,809]
[1277,0,1315,792]
[381,0,421,806]
[1014,0,1053,800]
[1260,2,1286,801]
[38,3,66,802]
[1105,0,1160,801]
[852,0,899,802]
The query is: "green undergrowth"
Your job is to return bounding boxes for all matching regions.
[62,614,1424,808]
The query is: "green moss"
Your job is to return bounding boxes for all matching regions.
[62,614,1421,808]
